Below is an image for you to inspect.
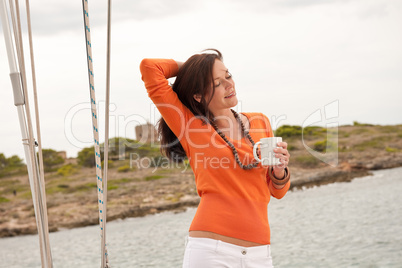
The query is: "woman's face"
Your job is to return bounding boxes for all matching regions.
[206,59,238,114]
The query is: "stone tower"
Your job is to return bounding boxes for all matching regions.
[135,123,158,143]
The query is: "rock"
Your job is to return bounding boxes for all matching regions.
[290,168,371,190]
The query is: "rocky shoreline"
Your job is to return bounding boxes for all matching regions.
[2,153,401,238]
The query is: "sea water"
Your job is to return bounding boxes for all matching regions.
[0,167,401,267]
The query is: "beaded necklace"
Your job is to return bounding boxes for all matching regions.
[210,109,260,170]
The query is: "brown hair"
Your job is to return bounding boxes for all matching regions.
[158,49,223,161]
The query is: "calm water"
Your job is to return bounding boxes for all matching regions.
[0,167,401,267]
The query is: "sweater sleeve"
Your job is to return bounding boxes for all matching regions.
[268,174,290,199]
[139,58,192,150]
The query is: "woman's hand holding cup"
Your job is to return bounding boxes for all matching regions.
[252,137,290,179]
[273,141,290,178]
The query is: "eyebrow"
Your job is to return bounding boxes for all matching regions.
[214,69,229,80]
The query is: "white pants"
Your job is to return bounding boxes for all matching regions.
[182,237,274,268]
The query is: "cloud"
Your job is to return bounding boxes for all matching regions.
[272,0,347,8]
[226,0,343,13]
[24,0,203,35]
[2,0,393,36]
[229,0,392,19]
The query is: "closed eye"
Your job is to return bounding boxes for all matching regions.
[214,72,232,88]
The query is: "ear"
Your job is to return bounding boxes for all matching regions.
[193,94,202,103]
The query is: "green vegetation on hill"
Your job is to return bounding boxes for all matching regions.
[353,121,374,127]
[40,149,65,171]
[275,125,328,139]
[77,137,161,168]
[0,153,26,178]
[274,123,402,168]
[77,147,96,167]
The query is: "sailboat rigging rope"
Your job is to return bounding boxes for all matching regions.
[24,1,53,265]
[81,0,110,267]
[3,0,111,266]
[102,0,112,267]
[6,0,53,266]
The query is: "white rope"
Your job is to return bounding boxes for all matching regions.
[81,1,109,267]
[102,0,112,267]
[25,0,53,265]
[6,0,52,267]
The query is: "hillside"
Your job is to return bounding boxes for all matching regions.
[1,123,402,237]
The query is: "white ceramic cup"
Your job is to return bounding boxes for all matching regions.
[253,137,282,166]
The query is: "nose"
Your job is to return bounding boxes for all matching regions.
[224,79,233,90]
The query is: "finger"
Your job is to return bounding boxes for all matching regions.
[274,153,285,159]
[275,148,291,159]
[274,153,289,164]
[274,147,288,156]
[277,141,288,149]
[274,160,287,170]
[273,154,288,164]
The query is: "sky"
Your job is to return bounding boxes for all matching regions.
[0,0,401,159]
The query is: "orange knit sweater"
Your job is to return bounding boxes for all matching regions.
[140,58,290,244]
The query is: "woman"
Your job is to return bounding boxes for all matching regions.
[140,49,290,267]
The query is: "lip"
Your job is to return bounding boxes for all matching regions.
[224,91,236,98]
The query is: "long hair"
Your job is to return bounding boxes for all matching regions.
[158,49,223,161]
